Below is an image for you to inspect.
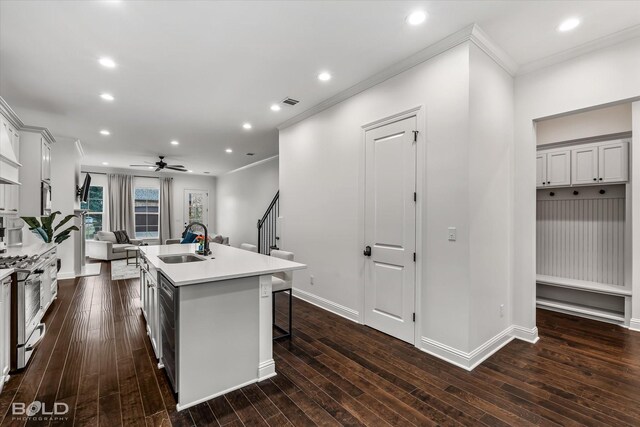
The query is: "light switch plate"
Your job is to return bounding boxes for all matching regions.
[448,227,456,241]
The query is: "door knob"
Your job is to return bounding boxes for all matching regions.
[363,246,372,257]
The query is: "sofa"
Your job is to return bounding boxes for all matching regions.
[86,231,142,261]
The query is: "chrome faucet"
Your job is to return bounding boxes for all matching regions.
[183,222,211,255]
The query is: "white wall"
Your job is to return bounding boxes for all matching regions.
[536,103,632,145]
[513,37,640,332]
[216,156,279,248]
[50,138,82,278]
[81,166,216,242]
[280,40,515,356]
[468,43,514,349]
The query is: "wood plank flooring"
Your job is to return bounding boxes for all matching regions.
[1,262,639,426]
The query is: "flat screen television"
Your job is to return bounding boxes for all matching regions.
[79,173,91,202]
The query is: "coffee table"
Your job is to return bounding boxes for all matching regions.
[125,246,140,267]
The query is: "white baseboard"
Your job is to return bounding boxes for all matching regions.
[420,324,540,371]
[176,377,258,412]
[510,324,540,343]
[292,288,360,323]
[258,359,277,381]
[57,271,75,280]
[630,318,640,332]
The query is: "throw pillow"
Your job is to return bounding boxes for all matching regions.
[212,235,224,244]
[96,231,117,243]
[113,230,131,244]
[180,232,198,244]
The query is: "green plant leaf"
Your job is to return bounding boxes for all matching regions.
[20,217,41,230]
[53,214,77,232]
[53,225,79,244]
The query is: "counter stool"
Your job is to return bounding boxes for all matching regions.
[271,250,294,340]
[240,243,258,252]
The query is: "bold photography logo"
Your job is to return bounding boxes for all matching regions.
[12,401,69,420]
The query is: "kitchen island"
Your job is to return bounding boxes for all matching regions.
[139,243,305,411]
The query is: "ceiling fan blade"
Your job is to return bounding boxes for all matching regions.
[130,164,151,167]
[166,166,187,172]
[167,164,185,168]
[155,167,162,172]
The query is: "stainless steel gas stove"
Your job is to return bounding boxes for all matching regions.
[0,249,57,371]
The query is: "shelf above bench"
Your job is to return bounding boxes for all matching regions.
[536,275,631,296]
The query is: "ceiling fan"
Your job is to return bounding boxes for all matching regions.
[130,155,187,172]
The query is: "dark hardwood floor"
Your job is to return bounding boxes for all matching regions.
[1,262,639,426]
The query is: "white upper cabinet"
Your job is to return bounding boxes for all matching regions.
[41,139,51,182]
[546,151,571,186]
[536,154,547,187]
[539,139,629,188]
[537,150,570,187]
[571,146,598,185]
[598,142,628,183]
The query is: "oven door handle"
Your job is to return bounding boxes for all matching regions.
[25,324,46,352]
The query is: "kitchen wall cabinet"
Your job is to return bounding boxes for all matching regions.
[19,127,55,216]
[538,139,629,189]
[0,106,21,215]
[536,149,570,188]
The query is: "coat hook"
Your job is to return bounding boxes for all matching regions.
[573,190,579,195]
[549,192,555,197]
[599,189,606,195]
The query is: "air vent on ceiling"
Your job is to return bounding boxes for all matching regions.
[246,153,255,156]
[282,97,299,106]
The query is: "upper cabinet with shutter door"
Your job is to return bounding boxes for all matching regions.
[537,149,570,188]
[598,142,628,183]
[546,150,571,186]
[539,139,629,188]
[571,146,598,185]
[536,154,547,187]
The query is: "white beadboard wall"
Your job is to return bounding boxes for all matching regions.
[536,186,626,286]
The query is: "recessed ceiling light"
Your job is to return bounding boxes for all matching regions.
[318,72,332,81]
[270,104,281,112]
[242,122,252,130]
[98,57,116,68]
[100,93,114,101]
[225,148,233,153]
[406,11,427,26]
[102,162,109,165]
[170,140,179,145]
[188,170,193,173]
[148,166,154,169]
[558,17,580,32]
[100,129,110,135]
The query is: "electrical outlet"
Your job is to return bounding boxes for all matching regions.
[310,275,315,285]
[448,227,457,241]
[261,282,269,297]
[499,304,504,317]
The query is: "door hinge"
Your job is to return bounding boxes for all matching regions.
[412,130,419,142]
[412,313,416,322]
[413,253,416,262]
[414,192,417,202]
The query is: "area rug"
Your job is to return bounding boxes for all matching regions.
[110,259,140,280]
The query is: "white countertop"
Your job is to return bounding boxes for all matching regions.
[1,242,56,258]
[140,243,306,286]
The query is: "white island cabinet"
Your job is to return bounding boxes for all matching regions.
[139,243,305,411]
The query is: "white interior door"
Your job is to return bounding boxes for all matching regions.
[364,116,416,344]
[183,189,209,234]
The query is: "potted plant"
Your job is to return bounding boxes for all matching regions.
[21,211,79,272]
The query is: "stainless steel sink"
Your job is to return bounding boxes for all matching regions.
[158,254,207,264]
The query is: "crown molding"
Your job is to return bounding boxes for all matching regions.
[20,125,56,144]
[278,24,477,130]
[224,155,279,175]
[278,23,518,130]
[0,96,24,129]
[517,24,640,76]
[469,24,519,75]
